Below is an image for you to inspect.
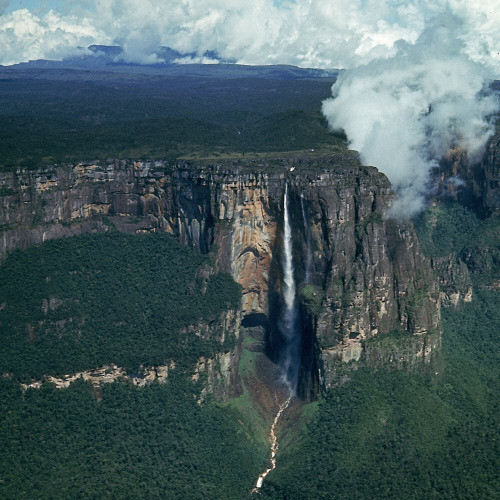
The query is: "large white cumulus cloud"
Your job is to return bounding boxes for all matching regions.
[0,1,498,218]
[0,8,108,65]
[0,0,498,71]
[322,14,499,217]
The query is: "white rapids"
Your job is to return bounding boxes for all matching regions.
[252,395,292,493]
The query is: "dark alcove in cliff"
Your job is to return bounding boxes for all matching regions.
[296,302,320,401]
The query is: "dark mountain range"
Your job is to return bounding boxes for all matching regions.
[2,44,339,80]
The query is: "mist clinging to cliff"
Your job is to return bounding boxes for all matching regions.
[322,14,499,217]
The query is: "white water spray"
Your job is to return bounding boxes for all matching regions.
[252,184,300,494]
[300,194,312,284]
[280,184,301,393]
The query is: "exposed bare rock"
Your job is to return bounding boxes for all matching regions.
[285,172,441,391]
[436,131,500,216]
[18,361,176,391]
[225,179,276,316]
[0,157,445,398]
[431,255,473,307]
[191,351,239,402]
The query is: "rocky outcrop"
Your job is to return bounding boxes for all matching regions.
[431,255,473,307]
[191,351,238,402]
[0,155,442,397]
[16,361,175,391]
[14,305,242,401]
[187,309,243,401]
[436,131,500,217]
[224,178,277,317]
[284,172,441,391]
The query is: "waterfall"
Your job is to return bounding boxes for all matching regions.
[300,194,312,284]
[280,184,301,394]
[252,184,300,493]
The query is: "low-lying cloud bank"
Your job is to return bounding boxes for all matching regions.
[0,1,498,72]
[322,14,499,217]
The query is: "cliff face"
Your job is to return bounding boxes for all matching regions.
[436,130,500,217]
[0,157,441,397]
[431,255,473,308]
[287,174,441,391]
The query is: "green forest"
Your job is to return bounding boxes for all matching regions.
[0,75,345,169]
[261,292,499,498]
[0,65,498,497]
[0,198,498,499]
[0,375,265,499]
[260,202,499,499]
[0,232,268,499]
[0,232,241,378]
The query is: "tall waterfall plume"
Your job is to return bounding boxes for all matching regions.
[300,194,312,284]
[279,184,301,393]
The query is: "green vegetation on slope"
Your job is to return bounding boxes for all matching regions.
[262,292,499,499]
[0,232,241,379]
[261,203,499,499]
[0,231,268,499]
[223,347,269,446]
[414,201,499,260]
[0,375,263,499]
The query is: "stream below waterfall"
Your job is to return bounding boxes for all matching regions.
[252,183,300,493]
[252,395,292,493]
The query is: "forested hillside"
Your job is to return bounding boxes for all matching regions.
[0,231,269,498]
[261,202,499,499]
[0,375,265,499]
[0,232,240,378]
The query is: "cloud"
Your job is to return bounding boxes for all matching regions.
[173,56,219,65]
[91,0,498,71]
[322,13,499,217]
[0,1,498,71]
[0,8,108,65]
[0,0,9,16]
[1,3,496,218]
[118,23,165,64]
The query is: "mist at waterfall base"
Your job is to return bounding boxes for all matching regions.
[322,13,499,218]
[278,185,301,394]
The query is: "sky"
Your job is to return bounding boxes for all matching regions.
[6,1,61,11]
[0,0,498,71]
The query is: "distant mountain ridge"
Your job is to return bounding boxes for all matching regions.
[1,44,340,80]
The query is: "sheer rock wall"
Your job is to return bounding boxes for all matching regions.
[0,158,442,395]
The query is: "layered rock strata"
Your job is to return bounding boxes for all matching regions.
[0,156,442,395]
[15,362,175,391]
[436,130,500,217]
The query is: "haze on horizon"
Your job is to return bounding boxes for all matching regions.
[0,0,498,72]
[0,0,498,216]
